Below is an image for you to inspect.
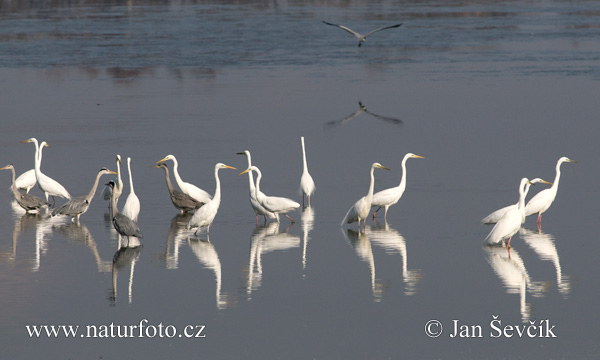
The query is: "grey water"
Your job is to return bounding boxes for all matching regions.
[1,0,600,359]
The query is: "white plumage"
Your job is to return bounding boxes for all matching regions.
[21,138,71,204]
[341,162,390,231]
[481,178,551,225]
[122,157,141,223]
[240,166,300,224]
[371,153,423,221]
[299,136,315,208]
[157,154,212,204]
[525,157,577,227]
[187,163,236,235]
[237,150,276,223]
[484,178,533,247]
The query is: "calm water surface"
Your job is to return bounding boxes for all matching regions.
[1,0,600,359]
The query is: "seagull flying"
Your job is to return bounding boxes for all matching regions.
[322,21,402,47]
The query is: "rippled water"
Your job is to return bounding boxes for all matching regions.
[1,0,600,359]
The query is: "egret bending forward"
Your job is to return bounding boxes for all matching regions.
[484,178,534,248]
[187,163,236,236]
[322,21,402,47]
[371,153,423,221]
[299,137,315,207]
[341,162,390,231]
[239,166,301,224]
[481,178,552,225]
[525,157,577,228]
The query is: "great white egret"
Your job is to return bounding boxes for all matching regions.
[15,138,42,193]
[157,155,212,204]
[484,178,534,248]
[525,157,577,227]
[106,180,143,243]
[52,168,117,223]
[239,166,301,224]
[122,157,140,223]
[481,178,552,225]
[102,155,123,211]
[371,153,423,221]
[341,162,390,231]
[153,163,204,214]
[21,138,71,204]
[322,21,402,47]
[236,151,276,224]
[1,164,50,213]
[299,137,315,207]
[187,163,236,235]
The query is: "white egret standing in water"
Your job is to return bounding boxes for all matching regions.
[239,166,301,224]
[187,163,236,236]
[341,162,390,231]
[122,157,140,223]
[157,155,212,204]
[237,150,276,224]
[21,138,71,205]
[371,153,423,222]
[481,178,552,225]
[484,178,534,248]
[299,137,315,207]
[525,157,577,228]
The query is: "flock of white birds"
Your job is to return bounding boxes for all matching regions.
[0,136,576,250]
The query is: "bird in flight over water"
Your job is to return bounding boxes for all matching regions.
[322,21,403,47]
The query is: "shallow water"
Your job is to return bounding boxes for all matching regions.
[1,1,600,359]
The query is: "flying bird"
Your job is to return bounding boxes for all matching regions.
[323,21,402,47]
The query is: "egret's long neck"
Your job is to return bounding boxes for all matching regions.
[127,159,135,194]
[517,180,529,213]
[398,156,409,191]
[34,141,42,174]
[253,169,262,199]
[115,158,123,192]
[111,189,119,215]
[86,171,105,202]
[213,167,222,204]
[301,138,308,172]
[551,161,563,194]
[367,165,376,202]
[245,154,255,193]
[171,158,184,190]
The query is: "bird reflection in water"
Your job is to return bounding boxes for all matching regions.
[161,213,193,270]
[519,227,570,297]
[1,211,38,268]
[110,240,143,306]
[245,222,300,300]
[300,206,314,273]
[367,221,422,296]
[325,101,402,129]
[343,222,422,301]
[53,221,112,273]
[483,245,547,322]
[187,236,237,310]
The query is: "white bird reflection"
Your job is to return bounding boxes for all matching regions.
[325,101,402,129]
[343,223,422,300]
[33,213,69,271]
[245,222,300,300]
[483,245,547,322]
[300,206,314,272]
[366,222,423,296]
[110,241,143,306]
[52,222,112,273]
[519,227,570,296]
[1,211,38,267]
[187,236,237,310]
[161,213,194,270]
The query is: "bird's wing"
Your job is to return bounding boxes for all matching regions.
[322,21,363,39]
[364,110,403,125]
[364,23,402,37]
[371,187,402,207]
[524,189,551,216]
[481,204,515,225]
